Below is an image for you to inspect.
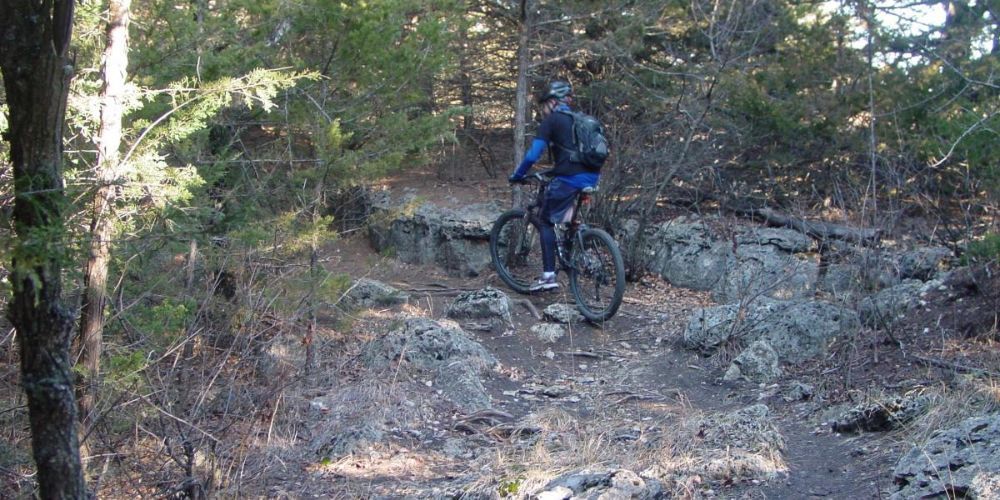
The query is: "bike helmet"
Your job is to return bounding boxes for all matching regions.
[538,80,573,103]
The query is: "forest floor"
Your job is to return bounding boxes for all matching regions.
[263,168,999,498]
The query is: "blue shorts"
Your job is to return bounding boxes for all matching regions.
[540,178,580,225]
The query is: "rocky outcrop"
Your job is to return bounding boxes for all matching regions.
[859,277,947,328]
[711,244,818,304]
[683,298,860,364]
[362,317,497,410]
[634,218,819,301]
[342,278,409,309]
[891,414,1000,499]
[724,340,783,382]
[446,287,512,331]
[366,191,501,276]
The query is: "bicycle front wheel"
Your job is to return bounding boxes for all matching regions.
[569,228,626,322]
[490,209,543,294]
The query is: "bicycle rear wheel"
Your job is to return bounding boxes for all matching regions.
[569,228,625,322]
[490,209,543,294]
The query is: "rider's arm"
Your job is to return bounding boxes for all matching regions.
[512,138,548,178]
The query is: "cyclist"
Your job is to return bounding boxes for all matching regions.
[508,80,600,291]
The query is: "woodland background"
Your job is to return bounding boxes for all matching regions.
[0,0,997,496]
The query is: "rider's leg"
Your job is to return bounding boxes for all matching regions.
[539,222,557,273]
[537,178,579,280]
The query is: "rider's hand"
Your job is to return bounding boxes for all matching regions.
[508,173,526,184]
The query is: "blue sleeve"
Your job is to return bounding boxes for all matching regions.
[513,138,548,177]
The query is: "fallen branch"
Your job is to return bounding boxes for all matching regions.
[911,354,1000,379]
[512,298,542,320]
[724,200,880,245]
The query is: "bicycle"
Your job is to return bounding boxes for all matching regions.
[489,171,626,322]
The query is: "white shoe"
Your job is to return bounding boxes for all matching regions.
[529,275,559,292]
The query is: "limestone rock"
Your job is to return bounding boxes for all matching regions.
[366,191,500,276]
[832,393,931,433]
[859,278,944,328]
[362,317,497,372]
[536,469,664,500]
[712,244,819,304]
[544,303,585,324]
[683,298,859,364]
[892,414,1000,499]
[531,323,566,343]
[724,340,783,382]
[342,278,409,309]
[446,287,512,330]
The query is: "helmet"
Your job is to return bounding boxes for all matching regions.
[538,80,572,103]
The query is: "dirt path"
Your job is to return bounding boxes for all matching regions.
[289,236,895,498]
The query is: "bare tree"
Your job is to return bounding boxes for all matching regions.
[0,0,88,496]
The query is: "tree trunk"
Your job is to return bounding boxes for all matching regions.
[0,0,88,497]
[513,0,531,167]
[78,0,132,446]
[512,0,532,207]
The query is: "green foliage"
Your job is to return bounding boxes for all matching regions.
[498,477,522,497]
[128,297,196,348]
[105,350,148,390]
[963,233,1000,265]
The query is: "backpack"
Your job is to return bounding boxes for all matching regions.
[556,110,609,170]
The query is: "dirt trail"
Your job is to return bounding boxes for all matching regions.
[302,233,891,499]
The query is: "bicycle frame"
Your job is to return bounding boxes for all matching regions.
[519,172,594,272]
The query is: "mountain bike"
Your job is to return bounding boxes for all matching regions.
[489,171,625,322]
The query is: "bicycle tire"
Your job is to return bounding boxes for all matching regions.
[490,209,544,294]
[568,228,625,322]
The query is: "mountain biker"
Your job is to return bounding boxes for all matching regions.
[508,80,600,291]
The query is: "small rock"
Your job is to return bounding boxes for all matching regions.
[782,382,815,402]
[723,340,783,383]
[544,303,585,324]
[342,278,409,309]
[832,393,931,433]
[531,323,567,343]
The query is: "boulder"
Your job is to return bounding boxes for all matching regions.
[361,318,497,410]
[446,287,512,330]
[682,303,745,352]
[435,361,493,411]
[724,340,783,382]
[712,244,819,304]
[832,393,931,433]
[891,414,1000,499]
[362,317,497,372]
[536,469,664,500]
[897,246,952,281]
[683,298,860,364]
[342,278,409,310]
[648,220,729,291]
[366,191,500,276]
[753,299,861,364]
[859,278,944,328]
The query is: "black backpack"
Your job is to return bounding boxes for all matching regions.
[556,110,609,170]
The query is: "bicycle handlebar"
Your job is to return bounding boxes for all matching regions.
[512,170,554,184]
